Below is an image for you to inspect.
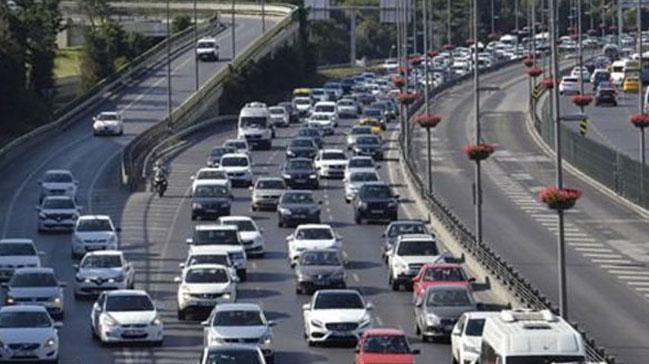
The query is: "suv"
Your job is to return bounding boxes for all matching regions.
[0,306,60,362]
[175,264,236,320]
[250,177,286,211]
[237,102,273,150]
[388,234,440,291]
[294,249,345,294]
[352,182,399,224]
[4,267,66,320]
[37,196,81,232]
[277,191,322,228]
[0,239,41,281]
[71,215,119,258]
[315,149,347,179]
[196,37,219,61]
[286,224,342,267]
[73,250,135,298]
[381,220,429,263]
[186,225,248,281]
[191,180,233,220]
[414,285,478,342]
[219,153,253,187]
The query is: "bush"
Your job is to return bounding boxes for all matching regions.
[171,15,192,34]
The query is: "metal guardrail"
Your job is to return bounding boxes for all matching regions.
[400,58,614,363]
[121,3,299,191]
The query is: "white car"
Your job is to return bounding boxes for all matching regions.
[250,177,287,211]
[38,169,77,202]
[219,153,253,187]
[91,290,163,345]
[0,239,41,281]
[187,225,248,281]
[92,111,124,136]
[181,245,238,280]
[314,149,347,179]
[382,58,399,72]
[191,167,231,192]
[218,216,265,258]
[451,311,500,364]
[312,101,338,125]
[202,303,275,362]
[5,267,66,320]
[303,289,373,345]
[344,169,380,202]
[570,66,590,83]
[336,98,359,119]
[0,306,60,362]
[37,196,81,232]
[223,139,251,156]
[196,36,219,61]
[388,234,440,291]
[287,224,342,267]
[559,76,580,95]
[344,156,379,180]
[73,250,135,298]
[175,264,237,320]
[269,106,290,127]
[307,113,335,136]
[71,215,120,259]
[311,88,328,102]
[293,96,312,118]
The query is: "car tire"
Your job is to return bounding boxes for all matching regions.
[91,324,98,339]
[154,339,163,347]
[391,278,399,291]
[266,354,274,364]
[355,214,362,224]
[177,309,186,321]
[415,322,421,336]
[239,270,247,282]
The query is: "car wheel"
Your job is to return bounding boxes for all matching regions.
[415,322,421,335]
[266,354,274,364]
[91,323,98,339]
[177,309,186,321]
[355,214,362,224]
[154,339,163,347]
[251,205,257,212]
[239,270,247,282]
[278,218,284,228]
[391,278,400,291]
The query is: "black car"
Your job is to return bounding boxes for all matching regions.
[353,135,383,160]
[286,137,318,160]
[278,101,299,123]
[295,249,346,294]
[206,146,236,167]
[595,87,617,106]
[296,127,324,149]
[352,182,399,224]
[191,182,233,220]
[277,191,321,228]
[282,158,319,189]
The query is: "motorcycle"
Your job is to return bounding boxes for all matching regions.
[152,173,168,197]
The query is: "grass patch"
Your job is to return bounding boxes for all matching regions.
[54,47,83,79]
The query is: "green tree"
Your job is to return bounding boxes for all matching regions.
[172,14,192,34]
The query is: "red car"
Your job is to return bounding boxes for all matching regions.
[355,328,419,364]
[411,263,474,302]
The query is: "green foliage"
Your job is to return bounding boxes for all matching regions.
[172,15,192,34]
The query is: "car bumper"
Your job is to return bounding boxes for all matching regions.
[422,323,455,337]
[197,53,218,60]
[74,280,127,296]
[278,213,320,227]
[72,243,118,256]
[227,176,253,187]
[297,279,346,292]
[38,219,76,230]
[192,206,230,219]
[252,197,280,210]
[357,207,397,221]
[0,346,58,362]
[319,168,345,179]
[93,126,121,135]
[101,324,164,343]
[241,241,264,255]
[178,295,235,311]
[308,327,366,343]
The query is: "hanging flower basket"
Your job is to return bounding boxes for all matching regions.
[409,56,423,66]
[427,50,439,58]
[537,186,581,211]
[413,113,442,128]
[443,43,454,50]
[398,66,408,76]
[541,78,555,89]
[392,76,406,88]
[526,67,543,77]
[570,95,593,107]
[463,143,495,161]
[397,92,417,105]
[630,113,649,128]
[522,58,535,67]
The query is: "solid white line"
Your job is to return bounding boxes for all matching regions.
[627,281,649,286]
[352,273,360,282]
[618,275,649,280]
[591,259,632,264]
[601,264,645,269]
[574,247,614,253]
[609,270,649,275]
[583,253,624,258]
[565,237,597,242]
[87,149,123,213]
[568,242,604,247]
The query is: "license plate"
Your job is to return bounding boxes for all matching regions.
[124,329,144,336]
[86,246,103,251]
[371,209,384,214]
[196,301,214,306]
[13,351,35,358]
[332,331,349,337]
[295,179,306,183]
[295,215,306,219]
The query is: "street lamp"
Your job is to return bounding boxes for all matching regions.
[232,0,236,60]
[193,0,199,91]
[166,0,172,125]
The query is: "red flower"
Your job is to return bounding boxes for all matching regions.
[630,113,649,128]
[409,56,423,66]
[537,186,581,210]
[413,113,442,128]
[392,76,406,88]
[463,143,495,161]
[540,78,555,89]
[398,66,408,76]
[427,50,439,58]
[522,58,535,68]
[526,67,543,77]
[570,95,593,107]
[397,92,417,105]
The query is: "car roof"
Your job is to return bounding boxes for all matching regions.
[0,238,34,245]
[0,305,49,313]
[255,177,284,182]
[105,289,149,297]
[78,215,111,221]
[320,148,345,154]
[296,224,332,230]
[363,328,406,336]
[188,245,231,255]
[44,169,72,175]
[219,216,253,222]
[198,36,217,42]
[214,302,261,312]
[14,267,54,275]
[83,250,123,257]
[194,180,229,187]
[221,153,249,159]
[43,195,73,201]
[198,167,225,173]
[185,263,228,271]
[397,233,436,241]
[195,224,238,231]
[421,263,463,270]
[204,343,262,353]
[462,311,501,320]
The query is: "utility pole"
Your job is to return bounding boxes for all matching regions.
[447,0,451,45]
[473,0,483,245]
[262,0,266,33]
[193,0,199,91]
[350,9,357,65]
[423,0,432,193]
[231,0,236,60]
[166,0,172,125]
[639,0,646,202]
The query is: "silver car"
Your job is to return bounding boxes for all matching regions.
[346,126,373,150]
[414,285,478,342]
[38,169,77,203]
[0,306,60,362]
[3,267,66,320]
[37,196,81,232]
[73,250,135,298]
[250,177,287,211]
[0,239,42,281]
[343,170,380,202]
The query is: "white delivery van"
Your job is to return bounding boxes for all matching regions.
[478,309,586,364]
[610,60,627,86]
[237,102,273,150]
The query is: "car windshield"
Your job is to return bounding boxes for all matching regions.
[359,185,392,198]
[186,268,229,283]
[363,109,382,118]
[256,180,285,189]
[188,254,230,266]
[221,157,248,167]
[465,318,486,336]
[194,230,239,245]
[300,251,340,266]
[96,113,119,121]
[197,41,216,48]
[338,100,354,106]
[350,172,378,182]
[295,98,311,105]
[269,108,284,115]
[398,241,438,256]
[363,335,410,354]
[105,295,154,311]
[43,198,75,209]
[76,219,112,232]
[298,129,319,137]
[296,227,333,240]
[290,139,315,148]
[424,267,466,281]
[311,114,330,121]
[505,356,586,364]
[240,117,267,128]
[0,311,51,328]
[211,148,234,157]
[315,105,335,113]
[198,171,226,180]
[425,289,473,307]
[388,223,426,238]
[223,220,256,232]
[563,77,578,83]
[599,90,615,95]
[204,349,262,364]
[314,292,364,309]
[10,272,57,287]
[0,243,36,256]
[348,158,373,168]
[194,186,229,198]
[43,173,72,183]
[225,141,247,150]
[212,310,264,326]
[322,152,346,160]
[81,255,121,269]
[287,160,313,169]
[281,193,314,204]
[356,136,380,145]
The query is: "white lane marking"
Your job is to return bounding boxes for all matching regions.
[601,264,645,269]
[591,259,632,264]
[375,316,384,326]
[609,270,649,275]
[352,273,360,282]
[627,281,649,286]
[87,149,123,213]
[568,242,604,247]
[618,276,649,280]
[574,247,614,253]
[565,237,597,242]
[583,253,624,258]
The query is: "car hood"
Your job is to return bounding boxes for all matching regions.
[94,120,120,126]
[359,353,414,364]
[8,286,59,298]
[209,325,268,339]
[238,231,261,241]
[297,265,343,276]
[192,196,230,204]
[290,239,336,250]
[183,282,231,294]
[426,305,476,319]
[254,188,284,196]
[108,311,157,325]
[396,255,439,264]
[288,146,317,152]
[280,203,319,210]
[0,328,55,344]
[0,256,39,266]
[78,267,123,279]
[222,166,249,173]
[320,160,347,167]
[41,207,78,215]
[311,309,368,323]
[41,182,73,190]
[75,231,116,241]
[284,168,317,175]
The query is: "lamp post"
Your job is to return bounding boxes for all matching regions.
[193,0,199,91]
[166,0,172,125]
[473,0,483,245]
[638,0,646,202]
[231,0,236,60]
[262,0,266,33]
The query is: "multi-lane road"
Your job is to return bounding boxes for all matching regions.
[410,61,649,363]
[0,16,273,363]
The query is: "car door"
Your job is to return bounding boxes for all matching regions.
[92,293,106,331]
[451,314,467,361]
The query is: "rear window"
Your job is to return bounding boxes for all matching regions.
[194,229,239,245]
[0,243,36,256]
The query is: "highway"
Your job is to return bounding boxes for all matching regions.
[0,16,273,363]
[410,61,649,363]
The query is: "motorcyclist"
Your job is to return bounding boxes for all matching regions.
[152,161,168,195]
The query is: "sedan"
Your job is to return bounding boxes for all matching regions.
[38,169,77,203]
[286,138,318,160]
[218,216,265,258]
[36,196,81,233]
[414,285,478,342]
[352,182,399,224]
[71,215,119,259]
[295,249,345,294]
[314,149,347,179]
[91,290,164,345]
[0,239,42,281]
[277,191,322,228]
[269,106,290,127]
[3,267,66,320]
[344,169,380,202]
[250,177,287,211]
[219,153,253,187]
[411,263,473,302]
[191,167,231,192]
[191,180,233,220]
[73,250,135,298]
[559,76,580,95]
[92,111,124,136]
[353,135,384,160]
[282,158,319,189]
[345,156,379,180]
[206,146,236,168]
[286,224,342,266]
[0,306,60,363]
[175,264,236,320]
[347,126,374,150]
[594,87,617,106]
[296,127,323,149]
[354,328,419,364]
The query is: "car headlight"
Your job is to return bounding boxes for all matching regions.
[358,202,368,209]
[278,207,292,215]
[109,274,125,283]
[260,333,272,345]
[286,151,295,156]
[38,212,47,219]
[310,319,324,328]
[150,315,162,326]
[5,296,14,305]
[43,337,57,348]
[283,174,292,179]
[309,174,317,179]
[359,316,371,329]
[426,314,440,326]
[394,261,407,270]
[108,235,117,244]
[102,315,118,327]
[222,293,231,300]
[387,201,397,208]
[192,202,203,209]
[50,296,61,305]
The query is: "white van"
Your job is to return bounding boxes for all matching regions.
[478,309,586,364]
[610,60,627,86]
[237,102,273,150]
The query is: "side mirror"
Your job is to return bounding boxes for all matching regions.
[286,235,293,241]
[38,251,46,256]
[35,206,41,211]
[354,348,360,354]
[178,263,185,268]
[376,165,381,169]
[415,300,423,307]
[260,228,264,233]
[302,303,310,311]
[345,199,350,204]
[190,176,195,180]
[365,303,374,310]
[186,238,193,245]
[74,181,79,185]
[381,232,386,238]
[1,283,7,288]
[72,264,79,271]
[201,320,209,326]
[268,320,277,327]
[173,277,182,283]
[412,349,421,355]
[37,180,43,185]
